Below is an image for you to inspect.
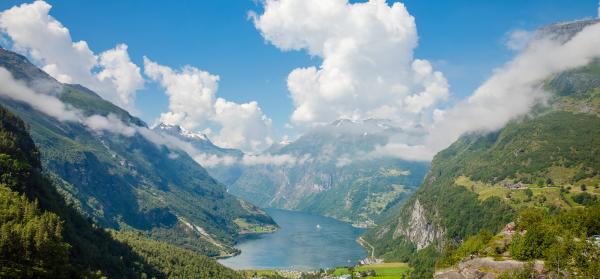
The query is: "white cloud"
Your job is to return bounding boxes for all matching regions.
[0,1,143,110]
[212,98,274,152]
[241,153,305,166]
[143,57,274,153]
[143,57,218,130]
[373,21,600,161]
[370,142,435,162]
[0,66,134,136]
[193,153,238,167]
[96,44,145,108]
[83,114,136,137]
[0,1,278,157]
[255,0,600,162]
[0,67,78,121]
[252,0,449,128]
[0,67,233,167]
[505,29,532,51]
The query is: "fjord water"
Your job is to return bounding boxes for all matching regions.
[219,209,367,271]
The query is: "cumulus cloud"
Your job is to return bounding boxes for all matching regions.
[0,1,232,167]
[96,44,144,107]
[252,0,449,127]
[255,0,600,162]
[212,98,274,153]
[143,57,274,153]
[0,1,143,110]
[0,0,275,156]
[143,57,218,129]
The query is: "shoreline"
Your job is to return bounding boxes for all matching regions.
[215,226,279,260]
[219,208,369,270]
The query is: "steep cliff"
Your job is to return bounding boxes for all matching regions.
[393,199,445,250]
[365,19,600,278]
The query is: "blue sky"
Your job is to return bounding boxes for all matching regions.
[0,0,598,141]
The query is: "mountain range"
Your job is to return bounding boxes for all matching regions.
[363,19,600,278]
[156,118,430,227]
[0,47,276,258]
[1,11,600,278]
[0,105,245,277]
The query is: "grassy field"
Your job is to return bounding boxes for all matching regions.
[240,269,296,278]
[235,218,278,234]
[455,175,600,210]
[331,262,410,278]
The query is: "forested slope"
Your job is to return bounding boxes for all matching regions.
[0,105,243,278]
[365,42,600,279]
[0,47,275,257]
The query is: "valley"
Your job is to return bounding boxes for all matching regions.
[362,19,600,278]
[0,47,278,258]
[1,1,600,279]
[218,209,367,271]
[158,118,429,227]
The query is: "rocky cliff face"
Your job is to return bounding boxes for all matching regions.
[393,199,445,250]
[434,258,546,279]
[535,19,600,43]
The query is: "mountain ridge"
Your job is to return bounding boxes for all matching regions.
[0,47,276,257]
[364,19,600,278]
[0,104,244,278]
[158,117,430,227]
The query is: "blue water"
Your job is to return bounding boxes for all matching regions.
[218,209,367,271]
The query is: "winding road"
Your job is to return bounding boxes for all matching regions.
[357,236,375,259]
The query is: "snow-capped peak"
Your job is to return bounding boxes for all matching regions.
[156,122,182,133]
[180,128,209,141]
[155,123,210,141]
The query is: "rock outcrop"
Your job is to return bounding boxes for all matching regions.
[434,257,546,279]
[394,199,445,249]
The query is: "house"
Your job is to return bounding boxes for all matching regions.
[503,181,524,190]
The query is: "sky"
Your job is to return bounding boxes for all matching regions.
[0,0,599,157]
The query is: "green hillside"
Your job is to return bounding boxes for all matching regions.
[364,58,600,277]
[221,119,429,226]
[0,48,275,257]
[0,105,243,278]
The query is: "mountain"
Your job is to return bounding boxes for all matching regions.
[176,118,429,227]
[0,105,243,278]
[364,20,600,278]
[0,47,276,257]
[153,123,245,187]
[155,123,243,159]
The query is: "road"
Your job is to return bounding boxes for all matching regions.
[357,236,375,259]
